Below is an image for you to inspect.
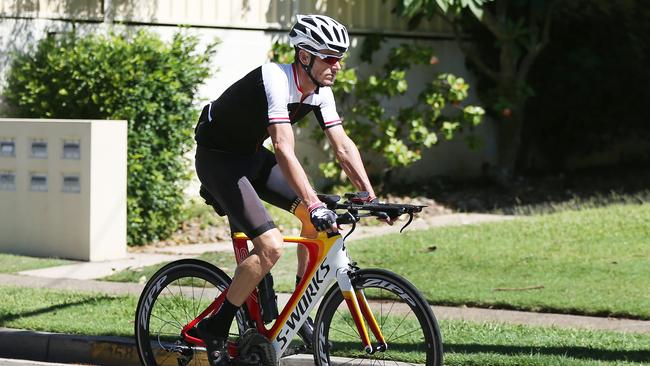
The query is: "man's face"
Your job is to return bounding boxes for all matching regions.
[301,49,343,87]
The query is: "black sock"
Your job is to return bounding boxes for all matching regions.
[206,298,239,339]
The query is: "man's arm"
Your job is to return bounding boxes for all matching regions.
[268,123,322,208]
[324,125,377,199]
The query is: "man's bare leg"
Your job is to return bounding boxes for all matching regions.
[198,228,283,342]
[226,228,284,305]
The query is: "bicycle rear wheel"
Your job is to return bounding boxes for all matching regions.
[134,259,247,366]
[313,268,443,366]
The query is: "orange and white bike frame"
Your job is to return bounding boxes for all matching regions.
[181,231,386,362]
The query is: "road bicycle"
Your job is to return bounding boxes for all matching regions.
[135,192,443,366]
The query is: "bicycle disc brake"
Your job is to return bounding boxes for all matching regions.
[236,329,277,366]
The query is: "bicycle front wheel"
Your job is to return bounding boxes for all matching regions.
[134,259,245,366]
[313,268,443,366]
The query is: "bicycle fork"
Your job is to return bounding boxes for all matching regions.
[337,270,387,354]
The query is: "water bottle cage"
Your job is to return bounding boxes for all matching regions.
[257,272,279,324]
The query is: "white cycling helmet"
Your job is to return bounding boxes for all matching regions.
[289,14,350,54]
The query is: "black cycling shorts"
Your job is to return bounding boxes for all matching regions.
[195,145,301,239]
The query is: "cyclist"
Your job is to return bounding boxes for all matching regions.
[193,14,384,365]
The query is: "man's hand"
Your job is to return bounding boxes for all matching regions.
[309,204,338,232]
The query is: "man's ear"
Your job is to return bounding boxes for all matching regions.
[299,49,311,65]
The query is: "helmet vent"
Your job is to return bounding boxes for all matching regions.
[330,44,347,53]
[310,31,325,45]
[320,26,333,41]
[293,23,307,33]
[303,17,317,27]
[331,27,341,42]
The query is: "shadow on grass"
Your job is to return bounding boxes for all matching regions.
[392,165,650,215]
[0,296,117,326]
[445,343,650,363]
[330,341,648,363]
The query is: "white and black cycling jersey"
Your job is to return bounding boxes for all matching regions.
[195,63,342,153]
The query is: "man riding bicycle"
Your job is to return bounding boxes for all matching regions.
[193,14,386,366]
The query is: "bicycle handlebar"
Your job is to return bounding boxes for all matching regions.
[317,192,426,234]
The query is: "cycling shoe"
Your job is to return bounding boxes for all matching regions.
[196,319,230,366]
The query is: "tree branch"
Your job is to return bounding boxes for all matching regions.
[517,1,558,83]
[435,8,500,82]
[480,7,502,38]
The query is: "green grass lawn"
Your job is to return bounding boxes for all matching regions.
[351,203,650,320]
[0,253,74,273]
[106,203,650,320]
[0,285,647,366]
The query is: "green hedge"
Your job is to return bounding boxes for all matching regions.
[4,30,217,245]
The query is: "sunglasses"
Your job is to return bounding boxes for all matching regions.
[303,49,343,66]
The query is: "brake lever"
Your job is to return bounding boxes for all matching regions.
[343,219,356,241]
[336,211,358,241]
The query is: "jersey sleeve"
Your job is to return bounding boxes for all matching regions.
[261,63,291,126]
[314,87,342,130]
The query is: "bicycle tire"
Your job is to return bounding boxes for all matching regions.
[313,268,443,366]
[134,259,248,366]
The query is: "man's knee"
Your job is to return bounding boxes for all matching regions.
[263,241,283,268]
[254,229,284,271]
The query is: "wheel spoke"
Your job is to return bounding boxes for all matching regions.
[328,325,360,339]
[339,355,363,366]
[385,310,412,343]
[380,296,397,327]
[335,310,360,337]
[162,286,190,328]
[390,327,423,343]
[196,279,208,319]
[151,311,184,330]
[153,300,185,329]
[176,280,193,325]
[191,277,196,319]
[380,295,385,329]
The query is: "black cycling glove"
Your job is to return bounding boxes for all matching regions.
[309,204,337,232]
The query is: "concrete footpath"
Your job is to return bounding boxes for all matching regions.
[1,213,649,365]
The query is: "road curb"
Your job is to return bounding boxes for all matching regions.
[0,328,318,366]
[0,328,139,366]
